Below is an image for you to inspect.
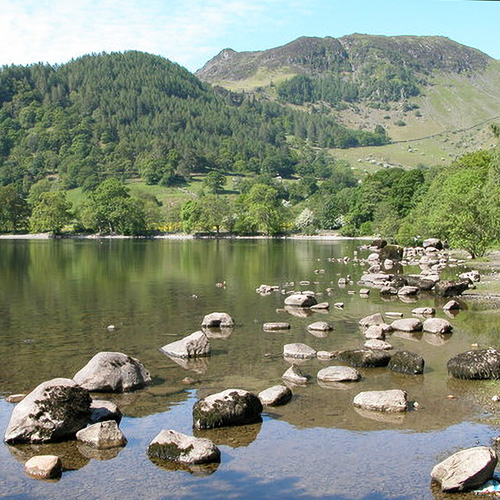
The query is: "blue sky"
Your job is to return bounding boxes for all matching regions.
[1,0,499,72]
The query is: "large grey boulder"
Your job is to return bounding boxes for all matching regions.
[73,352,151,392]
[24,455,62,480]
[148,430,220,465]
[388,351,425,375]
[284,293,318,308]
[431,446,497,492]
[317,366,361,383]
[4,378,91,444]
[353,389,408,412]
[258,385,292,406]
[283,343,317,359]
[391,318,423,332]
[76,420,127,449]
[435,280,469,297]
[337,349,392,368]
[448,348,500,379]
[160,331,211,358]
[423,318,452,334]
[193,389,263,429]
[201,312,234,328]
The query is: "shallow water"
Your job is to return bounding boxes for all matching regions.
[0,239,499,499]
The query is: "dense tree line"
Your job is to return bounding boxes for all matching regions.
[0,51,387,194]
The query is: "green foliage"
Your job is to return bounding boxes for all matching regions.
[203,171,226,194]
[0,185,29,232]
[29,191,72,234]
[180,195,231,234]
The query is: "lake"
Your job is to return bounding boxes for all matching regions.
[0,238,499,500]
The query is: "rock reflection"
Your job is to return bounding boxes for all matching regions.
[423,332,453,346]
[353,407,406,424]
[77,442,125,461]
[285,306,314,318]
[391,330,423,342]
[317,380,359,391]
[193,421,262,448]
[165,355,211,373]
[149,456,220,476]
[202,327,234,339]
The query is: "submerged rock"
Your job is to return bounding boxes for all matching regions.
[76,421,127,449]
[258,385,292,406]
[388,351,424,375]
[73,352,151,393]
[431,446,497,492]
[448,348,500,380]
[148,429,220,465]
[193,389,262,429]
[353,389,408,412]
[201,312,234,328]
[24,455,62,480]
[337,349,391,368]
[160,331,211,358]
[4,378,91,444]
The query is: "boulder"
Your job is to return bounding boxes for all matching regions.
[443,299,461,311]
[359,313,385,328]
[4,378,91,444]
[89,399,122,424]
[459,270,480,282]
[258,385,292,406]
[435,280,469,297]
[317,350,339,360]
[423,318,452,334]
[284,293,318,308]
[73,352,151,392]
[380,286,398,295]
[412,307,435,316]
[380,245,404,261]
[24,455,62,480]
[282,365,308,385]
[448,348,500,379]
[397,286,419,296]
[148,429,220,465]
[161,331,211,358]
[431,446,497,492]
[283,343,317,359]
[337,349,392,368]
[391,318,422,332]
[201,312,234,328]
[307,321,332,332]
[423,238,443,250]
[310,302,330,311]
[405,275,436,291]
[370,238,387,249]
[363,325,386,340]
[364,339,393,350]
[193,389,263,429]
[76,420,127,449]
[317,366,361,383]
[353,389,408,412]
[359,288,370,296]
[388,351,425,375]
[263,321,290,331]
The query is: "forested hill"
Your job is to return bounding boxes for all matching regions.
[196,34,493,104]
[0,50,387,191]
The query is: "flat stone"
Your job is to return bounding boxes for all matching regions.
[73,352,151,393]
[391,318,423,332]
[263,322,290,331]
[76,421,127,449]
[148,429,220,465]
[310,302,330,310]
[282,365,308,385]
[24,455,62,480]
[412,307,436,316]
[258,385,292,406]
[201,312,234,328]
[364,339,393,350]
[431,446,497,492]
[385,312,404,318]
[283,343,317,359]
[284,293,318,308]
[193,389,262,429]
[6,394,26,403]
[423,318,453,334]
[317,366,361,383]
[353,389,408,412]
[307,321,332,332]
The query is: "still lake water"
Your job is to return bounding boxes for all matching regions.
[1,238,500,499]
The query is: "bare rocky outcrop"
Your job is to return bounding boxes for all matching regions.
[448,348,500,379]
[73,352,151,393]
[4,378,91,444]
[148,429,221,465]
[161,331,211,358]
[431,446,497,492]
[193,389,263,429]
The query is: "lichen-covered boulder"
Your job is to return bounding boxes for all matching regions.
[258,385,292,406]
[431,446,497,492]
[193,389,263,429]
[24,455,62,480]
[201,312,234,328]
[447,348,500,380]
[317,366,361,383]
[160,331,211,358]
[284,293,318,308]
[148,430,220,465]
[388,351,425,375]
[76,420,127,449]
[4,378,91,444]
[337,349,392,368]
[73,352,151,393]
[283,343,317,359]
[435,280,469,297]
[353,389,408,412]
[423,318,452,334]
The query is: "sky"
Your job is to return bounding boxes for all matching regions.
[1,0,500,72]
